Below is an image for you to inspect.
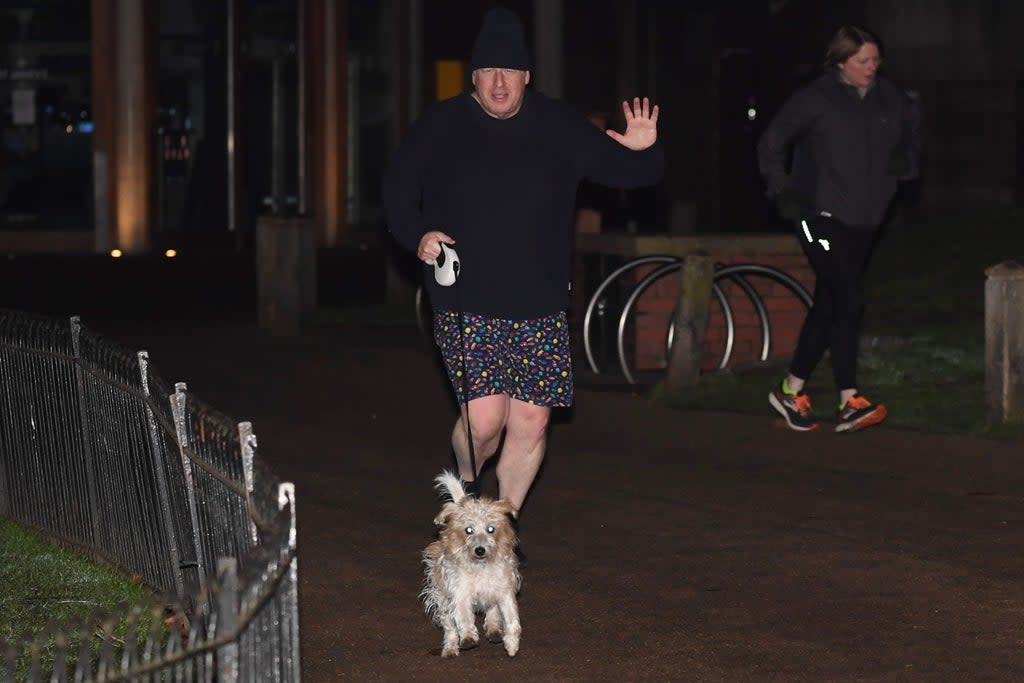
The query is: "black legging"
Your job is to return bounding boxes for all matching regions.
[789,216,877,391]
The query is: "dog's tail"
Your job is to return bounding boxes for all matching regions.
[434,470,467,504]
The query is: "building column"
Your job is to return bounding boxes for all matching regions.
[90,0,156,254]
[226,0,242,239]
[533,0,563,98]
[304,0,348,247]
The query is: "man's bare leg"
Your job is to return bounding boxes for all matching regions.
[495,399,550,511]
[451,393,510,480]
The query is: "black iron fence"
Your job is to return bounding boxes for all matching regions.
[0,310,300,681]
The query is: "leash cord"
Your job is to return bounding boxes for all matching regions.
[453,270,479,484]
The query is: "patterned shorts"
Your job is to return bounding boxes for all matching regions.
[433,311,574,407]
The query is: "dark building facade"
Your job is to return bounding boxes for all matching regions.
[0,0,1019,255]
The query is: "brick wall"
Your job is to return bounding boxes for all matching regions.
[573,234,814,376]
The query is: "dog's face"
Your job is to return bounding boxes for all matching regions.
[434,497,518,562]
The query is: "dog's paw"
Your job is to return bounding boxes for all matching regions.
[503,634,520,657]
[441,631,460,658]
[483,610,503,643]
[459,633,480,651]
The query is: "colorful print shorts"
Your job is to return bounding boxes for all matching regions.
[433,311,574,407]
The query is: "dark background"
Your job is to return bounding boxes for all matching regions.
[0,0,1021,317]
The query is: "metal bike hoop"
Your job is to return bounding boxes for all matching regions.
[615,261,735,385]
[582,255,679,374]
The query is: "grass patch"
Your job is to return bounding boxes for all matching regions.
[656,205,1024,438]
[658,335,999,434]
[0,520,162,677]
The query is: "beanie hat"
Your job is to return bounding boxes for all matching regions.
[470,7,531,71]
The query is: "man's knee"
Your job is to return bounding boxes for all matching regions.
[508,402,550,440]
[466,397,510,443]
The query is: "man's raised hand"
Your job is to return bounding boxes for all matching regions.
[606,97,659,151]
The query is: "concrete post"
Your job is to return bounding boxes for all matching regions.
[985,260,1024,424]
[257,216,317,334]
[664,252,715,390]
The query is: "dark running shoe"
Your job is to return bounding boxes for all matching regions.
[835,394,887,433]
[768,382,819,431]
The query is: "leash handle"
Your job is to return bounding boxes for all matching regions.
[427,242,460,287]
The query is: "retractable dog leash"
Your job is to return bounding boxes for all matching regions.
[427,242,479,490]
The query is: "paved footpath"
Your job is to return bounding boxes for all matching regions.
[98,317,1024,682]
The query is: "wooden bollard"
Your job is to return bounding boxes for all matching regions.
[985,260,1024,424]
[664,252,715,390]
[256,216,317,335]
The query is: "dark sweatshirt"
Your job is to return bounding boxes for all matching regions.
[383,90,665,319]
[757,72,920,229]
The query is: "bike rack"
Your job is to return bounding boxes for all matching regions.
[582,256,813,385]
[668,263,814,365]
[615,261,734,384]
[582,255,680,375]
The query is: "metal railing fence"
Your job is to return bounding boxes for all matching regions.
[0,309,301,682]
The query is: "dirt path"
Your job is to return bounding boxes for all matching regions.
[99,318,1024,682]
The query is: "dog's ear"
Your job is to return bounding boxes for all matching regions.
[494,499,519,520]
[433,502,458,527]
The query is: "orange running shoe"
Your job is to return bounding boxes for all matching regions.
[768,381,819,431]
[835,394,887,433]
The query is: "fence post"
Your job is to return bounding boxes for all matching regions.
[0,312,7,519]
[664,253,715,390]
[238,422,259,545]
[138,350,188,602]
[169,382,209,602]
[985,261,1024,424]
[215,557,240,683]
[279,482,302,682]
[0,340,7,517]
[0,441,5,517]
[69,316,104,550]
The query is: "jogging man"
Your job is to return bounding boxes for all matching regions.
[383,6,665,513]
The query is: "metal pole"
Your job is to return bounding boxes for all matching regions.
[70,316,104,549]
[238,421,259,545]
[215,558,240,683]
[271,56,284,215]
[226,0,237,232]
[170,382,209,603]
[279,482,302,682]
[138,350,188,602]
[297,0,308,215]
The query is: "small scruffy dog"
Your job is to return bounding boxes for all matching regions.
[421,471,522,657]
